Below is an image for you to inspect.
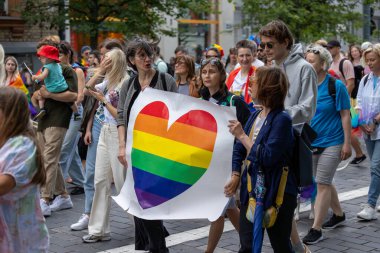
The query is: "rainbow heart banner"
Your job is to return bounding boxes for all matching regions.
[113,88,237,221]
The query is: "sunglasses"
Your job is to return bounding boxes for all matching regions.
[201,58,223,67]
[260,42,275,49]
[306,49,321,54]
[205,54,218,59]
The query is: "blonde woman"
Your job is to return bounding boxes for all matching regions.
[82,48,130,242]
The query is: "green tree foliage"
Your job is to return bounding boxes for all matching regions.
[241,0,371,43]
[22,0,210,48]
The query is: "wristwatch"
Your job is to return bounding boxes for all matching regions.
[101,100,108,107]
[373,118,379,126]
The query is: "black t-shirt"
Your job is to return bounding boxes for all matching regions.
[38,64,78,131]
[352,65,364,99]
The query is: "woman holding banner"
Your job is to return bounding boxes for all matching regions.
[199,57,250,253]
[226,66,297,253]
[117,37,177,253]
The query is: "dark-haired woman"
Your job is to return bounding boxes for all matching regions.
[0,87,49,253]
[174,55,200,97]
[226,66,297,253]
[199,58,250,253]
[348,44,367,165]
[57,41,85,194]
[117,38,177,253]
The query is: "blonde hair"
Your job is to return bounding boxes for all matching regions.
[105,48,129,88]
[4,56,19,85]
[363,43,380,66]
[0,44,5,85]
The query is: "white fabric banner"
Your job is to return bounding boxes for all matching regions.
[113,88,236,221]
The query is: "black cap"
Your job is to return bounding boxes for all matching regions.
[327,40,341,48]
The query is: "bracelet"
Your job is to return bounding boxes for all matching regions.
[232,172,241,177]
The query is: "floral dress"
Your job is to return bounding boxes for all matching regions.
[0,136,49,253]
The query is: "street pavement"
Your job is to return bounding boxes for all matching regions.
[47,155,380,253]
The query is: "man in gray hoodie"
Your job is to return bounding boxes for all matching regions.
[259,20,317,253]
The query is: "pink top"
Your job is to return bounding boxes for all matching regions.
[0,136,49,253]
[330,56,355,85]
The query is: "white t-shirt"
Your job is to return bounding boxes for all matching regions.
[95,79,122,125]
[230,70,247,97]
[234,59,264,70]
[252,114,266,143]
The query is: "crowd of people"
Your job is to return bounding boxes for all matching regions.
[0,19,380,253]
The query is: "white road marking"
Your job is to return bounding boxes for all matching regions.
[99,186,369,253]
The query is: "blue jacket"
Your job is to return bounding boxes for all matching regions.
[232,108,297,209]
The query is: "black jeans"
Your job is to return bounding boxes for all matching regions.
[238,193,297,253]
[134,216,169,253]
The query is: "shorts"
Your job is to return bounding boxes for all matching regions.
[221,196,237,215]
[312,144,342,185]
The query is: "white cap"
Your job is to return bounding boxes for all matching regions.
[361,41,373,51]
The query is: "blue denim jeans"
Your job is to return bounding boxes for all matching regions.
[59,104,84,187]
[84,118,102,214]
[364,137,380,207]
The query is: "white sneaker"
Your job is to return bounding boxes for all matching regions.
[357,204,377,220]
[71,214,89,231]
[50,195,73,211]
[40,199,51,217]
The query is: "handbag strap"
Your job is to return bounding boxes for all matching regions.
[245,115,259,194]
[275,167,289,208]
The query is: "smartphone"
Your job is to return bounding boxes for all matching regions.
[85,85,97,91]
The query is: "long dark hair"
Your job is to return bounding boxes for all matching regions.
[0,87,45,185]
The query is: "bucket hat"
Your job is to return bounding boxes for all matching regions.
[37,45,60,62]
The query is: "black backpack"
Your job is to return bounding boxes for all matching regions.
[328,74,370,101]
[290,123,317,187]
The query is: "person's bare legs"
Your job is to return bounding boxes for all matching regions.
[330,185,344,216]
[291,218,310,253]
[312,184,331,230]
[205,207,240,253]
[351,134,364,158]
[226,207,240,231]
[205,216,224,253]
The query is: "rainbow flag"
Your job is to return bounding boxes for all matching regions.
[131,101,217,209]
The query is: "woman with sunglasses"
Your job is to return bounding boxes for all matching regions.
[226,40,256,110]
[199,57,250,253]
[302,45,351,245]
[174,55,200,97]
[117,37,177,253]
[226,66,297,253]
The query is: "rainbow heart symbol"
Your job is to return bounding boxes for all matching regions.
[131,101,217,209]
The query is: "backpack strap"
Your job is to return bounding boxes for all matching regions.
[160,72,167,91]
[328,76,337,103]
[339,58,347,80]
[363,74,370,87]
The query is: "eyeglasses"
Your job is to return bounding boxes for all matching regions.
[175,61,186,66]
[306,49,321,54]
[136,54,153,60]
[201,58,223,67]
[260,42,275,49]
[206,54,218,59]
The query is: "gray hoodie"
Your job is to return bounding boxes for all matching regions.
[279,43,317,124]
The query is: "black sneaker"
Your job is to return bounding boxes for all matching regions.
[303,228,323,245]
[350,155,367,165]
[322,212,346,229]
